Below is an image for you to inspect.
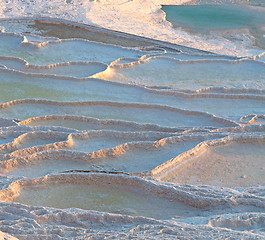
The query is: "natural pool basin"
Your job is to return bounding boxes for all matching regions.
[0,33,152,65]
[0,69,264,121]
[158,137,265,187]
[0,173,202,219]
[161,4,265,33]
[95,58,265,90]
[0,100,237,128]
[162,4,265,50]
[3,133,223,177]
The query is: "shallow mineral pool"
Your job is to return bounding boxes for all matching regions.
[0,18,264,239]
[13,179,201,219]
[159,138,265,187]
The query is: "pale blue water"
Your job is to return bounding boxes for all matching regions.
[162,4,265,49]
[162,5,265,33]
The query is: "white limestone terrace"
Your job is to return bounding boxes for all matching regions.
[0,173,264,239]
[0,199,264,239]
[1,173,265,215]
[0,0,264,57]
[0,17,264,240]
[0,31,163,65]
[18,115,191,132]
[0,130,175,160]
[0,132,225,176]
[0,29,263,124]
[0,99,239,128]
[94,57,265,90]
[150,134,265,187]
[0,66,264,121]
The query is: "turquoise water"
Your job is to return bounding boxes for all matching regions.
[162,4,265,34]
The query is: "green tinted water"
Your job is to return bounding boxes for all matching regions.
[162,4,265,34]
[14,183,201,219]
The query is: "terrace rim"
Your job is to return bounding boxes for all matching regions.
[0,16,240,57]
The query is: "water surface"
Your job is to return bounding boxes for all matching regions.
[162,4,265,49]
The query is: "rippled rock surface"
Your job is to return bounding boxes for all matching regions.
[0,19,264,239]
